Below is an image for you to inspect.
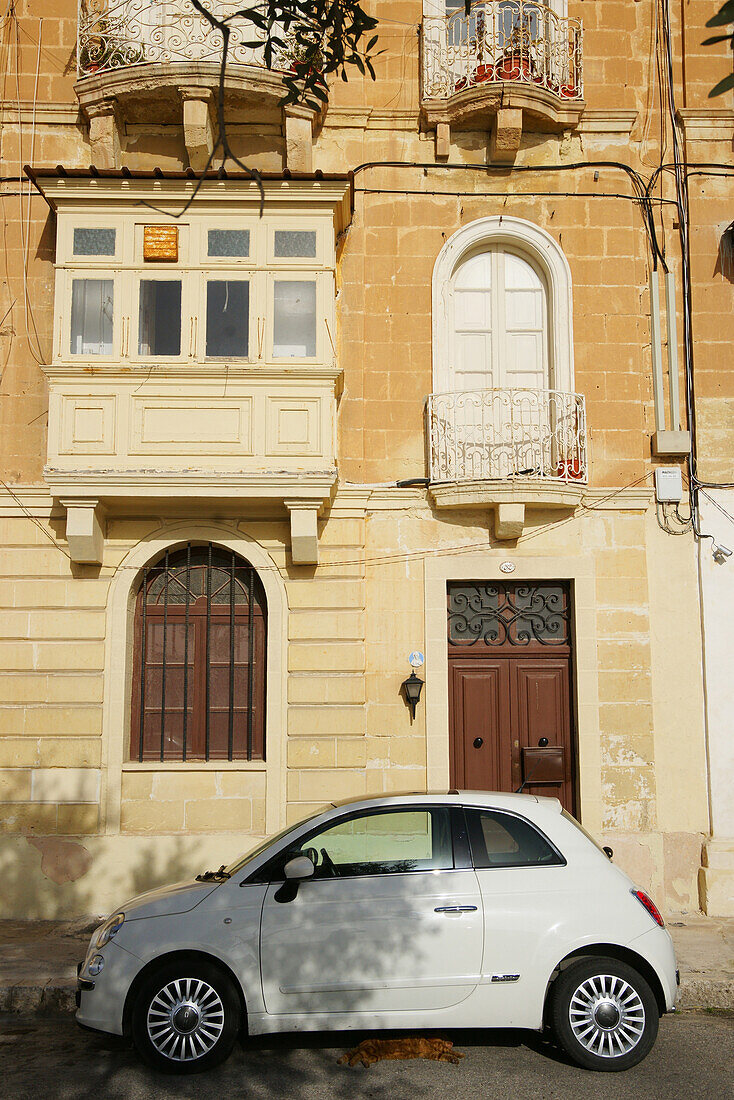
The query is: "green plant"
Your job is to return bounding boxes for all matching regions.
[704,0,734,97]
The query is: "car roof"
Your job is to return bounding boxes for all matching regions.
[329,791,563,814]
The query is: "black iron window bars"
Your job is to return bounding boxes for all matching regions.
[131,543,266,762]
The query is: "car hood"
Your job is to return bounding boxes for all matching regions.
[119,879,221,921]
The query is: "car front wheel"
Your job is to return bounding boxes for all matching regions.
[131,960,241,1073]
[550,956,659,1071]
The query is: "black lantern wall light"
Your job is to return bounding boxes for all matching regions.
[401,670,424,720]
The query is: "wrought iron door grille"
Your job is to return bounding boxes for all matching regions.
[448,581,569,647]
[131,543,267,762]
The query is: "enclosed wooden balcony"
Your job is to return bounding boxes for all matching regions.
[421,1,585,160]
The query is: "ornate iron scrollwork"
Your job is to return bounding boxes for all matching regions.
[448,581,569,646]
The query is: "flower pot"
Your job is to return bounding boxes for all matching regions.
[494,54,533,81]
[560,82,577,99]
[555,457,584,480]
[454,63,494,92]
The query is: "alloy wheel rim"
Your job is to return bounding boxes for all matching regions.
[147,977,225,1061]
[568,973,645,1058]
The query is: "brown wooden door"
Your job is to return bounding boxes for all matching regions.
[447,582,576,813]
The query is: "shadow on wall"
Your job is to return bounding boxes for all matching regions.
[715,222,734,283]
[0,767,258,919]
[0,830,209,921]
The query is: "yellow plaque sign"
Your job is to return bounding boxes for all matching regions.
[143,225,178,262]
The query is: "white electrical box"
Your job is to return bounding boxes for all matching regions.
[654,467,683,503]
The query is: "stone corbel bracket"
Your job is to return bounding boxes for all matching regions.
[179,86,217,172]
[284,104,322,174]
[284,499,323,565]
[422,85,585,164]
[60,498,106,564]
[76,64,325,172]
[429,480,586,542]
[83,98,122,171]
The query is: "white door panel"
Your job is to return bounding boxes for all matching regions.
[259,870,483,1014]
[455,251,493,287]
[455,290,492,328]
[505,290,543,329]
[448,248,549,392]
[504,251,541,289]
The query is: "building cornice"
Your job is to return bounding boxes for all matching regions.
[576,110,638,135]
[676,109,734,142]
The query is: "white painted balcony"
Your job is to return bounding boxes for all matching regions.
[423,0,583,101]
[77,0,282,77]
[75,1,322,170]
[421,1,584,155]
[428,387,587,484]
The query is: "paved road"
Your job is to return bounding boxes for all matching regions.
[0,1012,732,1099]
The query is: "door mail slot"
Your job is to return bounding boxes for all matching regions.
[521,746,565,785]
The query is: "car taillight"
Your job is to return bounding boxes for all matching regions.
[632,888,665,927]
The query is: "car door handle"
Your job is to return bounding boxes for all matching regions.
[434,905,478,913]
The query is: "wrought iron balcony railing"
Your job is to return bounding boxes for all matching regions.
[77,0,285,78]
[422,0,583,102]
[428,387,587,484]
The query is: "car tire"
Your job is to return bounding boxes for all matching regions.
[550,956,659,1072]
[131,959,241,1073]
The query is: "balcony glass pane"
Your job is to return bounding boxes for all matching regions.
[273,281,316,357]
[73,228,116,256]
[274,230,316,258]
[70,279,114,355]
[206,281,249,357]
[138,280,181,356]
[208,229,250,257]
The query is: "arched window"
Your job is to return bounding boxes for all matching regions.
[449,245,549,392]
[431,217,578,482]
[130,544,267,762]
[433,215,574,396]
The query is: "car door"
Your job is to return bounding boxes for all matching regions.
[257,805,484,1015]
[464,806,570,1027]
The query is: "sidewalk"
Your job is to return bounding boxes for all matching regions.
[0,914,732,1018]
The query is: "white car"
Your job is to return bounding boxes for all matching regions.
[76,792,678,1074]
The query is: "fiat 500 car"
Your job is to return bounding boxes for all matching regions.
[76,792,677,1073]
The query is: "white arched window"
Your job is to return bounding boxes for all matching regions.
[431,217,579,482]
[433,215,573,396]
[449,246,549,393]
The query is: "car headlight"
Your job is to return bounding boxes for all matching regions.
[93,912,125,948]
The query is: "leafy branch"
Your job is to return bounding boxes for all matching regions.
[704,0,734,97]
[145,1,381,216]
[191,0,380,113]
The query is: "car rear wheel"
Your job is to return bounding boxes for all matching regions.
[550,956,659,1071]
[131,960,241,1073]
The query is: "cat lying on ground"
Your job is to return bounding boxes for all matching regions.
[338,1037,464,1068]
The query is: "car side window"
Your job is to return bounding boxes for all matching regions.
[257,808,454,881]
[466,809,564,869]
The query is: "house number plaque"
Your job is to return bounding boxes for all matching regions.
[143,225,178,262]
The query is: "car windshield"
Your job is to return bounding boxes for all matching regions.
[224,815,312,876]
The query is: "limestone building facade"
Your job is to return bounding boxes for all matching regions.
[0,0,732,917]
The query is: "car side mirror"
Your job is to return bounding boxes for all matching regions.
[284,855,315,880]
[275,855,314,904]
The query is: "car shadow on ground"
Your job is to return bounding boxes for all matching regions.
[81,1021,574,1066]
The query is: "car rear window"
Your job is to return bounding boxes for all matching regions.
[466,809,565,869]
